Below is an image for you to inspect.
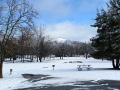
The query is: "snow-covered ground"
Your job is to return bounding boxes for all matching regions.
[0,57,119,90]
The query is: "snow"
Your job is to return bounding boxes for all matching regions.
[0,57,120,90]
[51,37,67,43]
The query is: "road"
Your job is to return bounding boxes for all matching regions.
[14,74,120,90]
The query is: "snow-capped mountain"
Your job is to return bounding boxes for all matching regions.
[51,37,67,43]
[51,37,73,45]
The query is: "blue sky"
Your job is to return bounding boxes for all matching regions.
[29,0,109,42]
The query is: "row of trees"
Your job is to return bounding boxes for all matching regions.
[5,27,94,63]
[91,0,120,69]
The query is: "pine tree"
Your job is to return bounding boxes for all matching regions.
[91,9,109,60]
[91,0,120,68]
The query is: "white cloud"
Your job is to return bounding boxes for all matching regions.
[46,21,97,42]
[28,0,108,42]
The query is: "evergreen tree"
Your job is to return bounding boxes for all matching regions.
[91,9,109,60]
[91,0,120,68]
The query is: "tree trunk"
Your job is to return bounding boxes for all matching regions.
[21,55,22,62]
[112,59,116,68]
[62,57,63,60]
[86,54,88,59]
[0,52,4,78]
[30,55,33,62]
[62,56,63,60]
[0,63,3,78]
[23,56,24,63]
[116,58,119,69]
[39,57,42,62]
[112,59,119,69]
[37,56,38,62]
[85,53,88,59]
[10,57,11,61]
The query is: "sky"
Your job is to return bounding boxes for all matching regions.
[29,0,109,42]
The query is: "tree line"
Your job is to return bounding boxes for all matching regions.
[91,0,120,69]
[4,26,94,63]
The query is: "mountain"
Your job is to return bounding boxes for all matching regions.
[51,37,67,43]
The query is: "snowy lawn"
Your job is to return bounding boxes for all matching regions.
[0,57,120,90]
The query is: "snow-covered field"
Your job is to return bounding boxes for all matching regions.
[0,57,120,90]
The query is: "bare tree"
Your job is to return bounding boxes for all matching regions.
[35,25,45,62]
[0,0,38,78]
[18,27,34,62]
[80,42,94,59]
[34,25,53,62]
[55,43,65,59]
[6,37,18,63]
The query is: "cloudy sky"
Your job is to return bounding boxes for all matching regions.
[29,0,109,42]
